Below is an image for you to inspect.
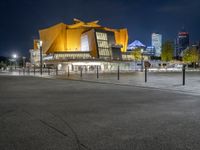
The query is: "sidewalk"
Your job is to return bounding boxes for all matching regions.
[1,70,200,95]
[54,71,200,96]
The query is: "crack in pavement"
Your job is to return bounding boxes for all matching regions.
[22,110,91,150]
[50,112,91,150]
[39,119,69,137]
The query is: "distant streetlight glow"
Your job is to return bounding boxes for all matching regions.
[141,48,144,54]
[40,40,43,47]
[12,53,18,70]
[37,40,43,49]
[13,54,17,59]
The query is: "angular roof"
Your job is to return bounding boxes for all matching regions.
[38,19,128,53]
[127,40,145,50]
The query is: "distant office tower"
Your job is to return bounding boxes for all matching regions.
[152,33,162,57]
[176,29,189,57]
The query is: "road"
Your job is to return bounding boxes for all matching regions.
[0,75,200,150]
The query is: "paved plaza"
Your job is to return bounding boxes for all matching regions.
[56,71,200,95]
[2,70,200,95]
[0,74,200,150]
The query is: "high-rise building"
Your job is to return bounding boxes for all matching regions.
[175,29,189,57]
[152,33,162,57]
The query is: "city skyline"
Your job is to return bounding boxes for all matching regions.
[0,0,200,57]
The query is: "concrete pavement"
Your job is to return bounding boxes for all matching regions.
[0,75,200,149]
[57,71,200,96]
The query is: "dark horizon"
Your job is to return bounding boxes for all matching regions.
[0,0,200,57]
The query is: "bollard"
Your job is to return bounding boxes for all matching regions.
[28,67,30,75]
[19,69,20,75]
[65,69,67,76]
[33,66,35,76]
[182,64,186,86]
[56,67,58,76]
[23,68,25,75]
[68,66,70,77]
[48,68,50,75]
[40,67,42,76]
[80,67,83,78]
[97,66,99,79]
[145,66,147,82]
[117,65,120,80]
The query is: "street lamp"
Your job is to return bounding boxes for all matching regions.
[141,48,144,72]
[12,54,18,70]
[22,57,26,68]
[37,40,43,75]
[13,54,17,59]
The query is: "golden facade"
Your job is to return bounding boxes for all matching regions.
[39,19,128,55]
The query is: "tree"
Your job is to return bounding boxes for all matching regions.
[0,56,9,70]
[161,41,174,62]
[182,47,199,67]
[131,48,142,61]
[0,61,6,70]
[0,56,9,65]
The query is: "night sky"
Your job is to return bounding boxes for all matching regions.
[0,0,200,57]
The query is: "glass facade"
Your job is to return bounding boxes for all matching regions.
[176,32,189,57]
[96,32,111,58]
[152,33,162,57]
[96,32,108,41]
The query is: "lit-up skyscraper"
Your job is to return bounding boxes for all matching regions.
[176,29,189,58]
[152,33,162,57]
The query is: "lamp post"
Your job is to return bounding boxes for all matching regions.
[12,54,18,70]
[37,40,43,75]
[22,57,26,68]
[141,49,144,72]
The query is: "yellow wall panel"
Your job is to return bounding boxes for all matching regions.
[38,20,129,54]
[39,23,66,53]
[65,28,85,51]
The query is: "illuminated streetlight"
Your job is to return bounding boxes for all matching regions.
[12,53,18,70]
[37,40,43,49]
[12,54,18,59]
[37,40,43,75]
[40,40,43,47]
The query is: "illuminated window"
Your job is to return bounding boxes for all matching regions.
[96,32,110,58]
[96,32,108,40]
[97,41,109,48]
[81,35,89,51]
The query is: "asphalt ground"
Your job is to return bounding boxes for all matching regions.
[0,75,200,150]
